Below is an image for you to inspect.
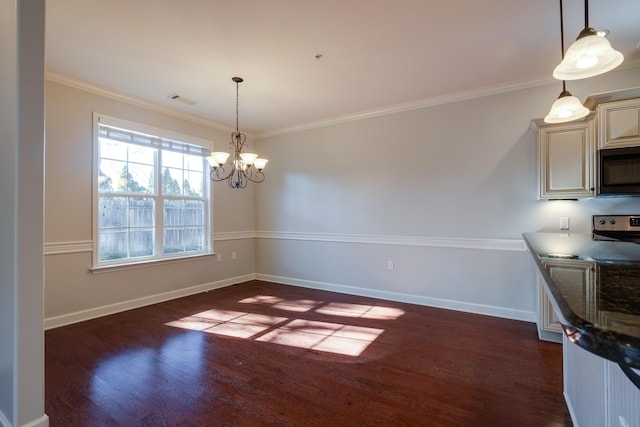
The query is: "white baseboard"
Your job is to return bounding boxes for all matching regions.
[44,274,255,330]
[256,274,537,323]
[21,414,48,427]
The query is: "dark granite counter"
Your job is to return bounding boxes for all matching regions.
[523,233,640,370]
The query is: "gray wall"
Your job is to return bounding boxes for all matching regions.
[255,66,640,320]
[0,0,47,426]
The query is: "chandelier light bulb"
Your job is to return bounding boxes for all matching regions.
[240,152,258,165]
[253,158,268,170]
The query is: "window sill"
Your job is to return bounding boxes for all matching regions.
[90,252,216,274]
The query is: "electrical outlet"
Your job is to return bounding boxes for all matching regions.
[559,217,569,230]
[387,260,394,270]
[216,254,222,261]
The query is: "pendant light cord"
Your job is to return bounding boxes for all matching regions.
[559,0,565,60]
[559,0,567,93]
[235,81,240,134]
[584,0,589,28]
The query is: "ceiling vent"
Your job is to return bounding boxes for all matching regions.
[167,93,196,105]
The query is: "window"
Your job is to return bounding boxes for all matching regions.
[93,114,212,267]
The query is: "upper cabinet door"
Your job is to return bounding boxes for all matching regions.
[598,98,640,149]
[538,120,596,199]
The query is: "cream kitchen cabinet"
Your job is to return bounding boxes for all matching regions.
[537,118,596,199]
[597,98,640,149]
[536,258,594,343]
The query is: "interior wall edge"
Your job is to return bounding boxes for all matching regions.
[256,274,537,323]
[44,274,255,330]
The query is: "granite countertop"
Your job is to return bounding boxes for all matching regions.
[523,232,640,369]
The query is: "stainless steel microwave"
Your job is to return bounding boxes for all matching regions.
[598,146,640,196]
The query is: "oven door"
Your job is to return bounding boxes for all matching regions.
[598,146,640,196]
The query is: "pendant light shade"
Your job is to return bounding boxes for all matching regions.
[553,1,623,80]
[544,90,590,124]
[544,0,589,124]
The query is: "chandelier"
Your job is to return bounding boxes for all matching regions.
[207,77,268,189]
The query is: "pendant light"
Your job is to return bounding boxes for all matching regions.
[553,0,623,80]
[545,0,589,124]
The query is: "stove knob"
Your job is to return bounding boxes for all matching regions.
[599,219,606,225]
[609,219,616,225]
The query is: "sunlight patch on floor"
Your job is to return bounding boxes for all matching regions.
[257,320,384,356]
[316,302,405,320]
[166,295,404,356]
[238,295,322,312]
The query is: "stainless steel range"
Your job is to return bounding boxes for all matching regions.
[593,215,640,243]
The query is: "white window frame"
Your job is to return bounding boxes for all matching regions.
[92,113,214,269]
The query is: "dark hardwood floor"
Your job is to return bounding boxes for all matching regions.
[45,280,572,426]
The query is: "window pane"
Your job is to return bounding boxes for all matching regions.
[128,144,155,166]
[100,138,128,161]
[185,200,204,225]
[185,227,204,251]
[161,167,183,195]
[184,154,203,171]
[125,163,154,194]
[98,196,127,228]
[130,198,154,227]
[98,159,126,193]
[163,228,184,254]
[130,229,154,258]
[184,170,203,196]
[98,229,128,261]
[162,150,183,169]
[164,199,184,226]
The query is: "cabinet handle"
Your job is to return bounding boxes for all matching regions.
[619,363,640,391]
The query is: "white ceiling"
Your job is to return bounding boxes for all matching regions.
[45,0,640,136]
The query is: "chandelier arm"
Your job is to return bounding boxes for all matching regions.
[210,166,233,182]
[246,170,265,183]
[228,169,248,189]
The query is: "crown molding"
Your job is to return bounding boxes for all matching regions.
[256,60,640,139]
[44,70,256,138]
[255,77,553,139]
